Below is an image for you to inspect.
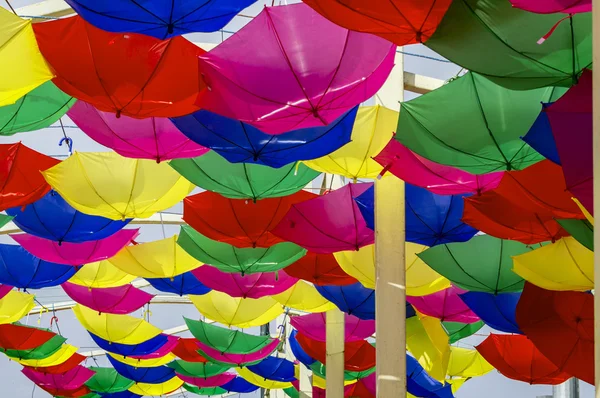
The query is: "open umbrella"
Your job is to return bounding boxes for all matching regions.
[195,337,279,367]
[68,101,208,163]
[407,287,480,324]
[2,335,66,360]
[407,315,451,381]
[170,151,320,201]
[178,373,236,388]
[0,290,35,324]
[446,347,493,378]
[183,384,226,395]
[290,313,375,343]
[0,323,56,350]
[146,272,210,296]
[247,357,295,382]
[97,392,139,398]
[62,282,153,314]
[89,333,173,358]
[107,356,176,384]
[22,366,94,391]
[556,218,593,250]
[127,377,183,396]
[42,152,194,220]
[236,367,293,389]
[443,321,485,344]
[289,330,316,368]
[85,367,135,394]
[171,107,356,168]
[424,0,591,89]
[284,252,357,286]
[108,350,177,368]
[167,360,230,378]
[459,292,522,334]
[510,0,590,14]
[171,338,208,363]
[295,332,375,372]
[406,355,454,398]
[9,344,78,368]
[272,281,335,313]
[220,377,259,393]
[310,361,375,382]
[314,283,375,320]
[33,16,206,118]
[196,3,395,134]
[34,385,94,398]
[68,260,136,289]
[521,103,562,165]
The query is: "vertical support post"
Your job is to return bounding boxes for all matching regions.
[326,307,345,398]
[594,0,600,395]
[260,323,270,398]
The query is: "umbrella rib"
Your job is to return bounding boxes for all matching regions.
[313,30,350,113]
[494,240,504,294]
[186,159,248,198]
[242,164,258,201]
[68,1,166,26]
[444,247,491,291]
[128,0,169,24]
[226,200,255,246]
[28,201,61,241]
[171,0,218,25]
[563,240,593,284]
[0,94,26,132]
[290,206,358,248]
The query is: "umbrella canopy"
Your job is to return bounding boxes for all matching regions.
[89,333,172,358]
[61,282,153,314]
[25,353,85,375]
[284,252,357,286]
[171,108,356,169]
[0,290,35,324]
[35,385,94,398]
[289,330,316,368]
[236,367,293,389]
[407,287,480,324]
[0,215,12,230]
[272,281,335,313]
[68,260,136,289]
[2,334,66,360]
[146,272,210,296]
[108,350,177,368]
[556,218,593,251]
[460,292,522,334]
[290,313,375,343]
[424,0,591,89]
[42,152,194,220]
[510,0,590,13]
[220,377,259,393]
[178,373,236,388]
[314,283,375,320]
[295,332,375,372]
[196,339,280,367]
[178,225,305,275]
[170,151,320,201]
[0,323,56,350]
[476,334,572,385]
[406,355,454,398]
[167,360,230,378]
[127,377,183,396]
[22,366,94,391]
[247,357,295,382]
[521,104,562,165]
[443,321,485,344]
[85,367,134,394]
[0,284,10,300]
[407,315,451,378]
[7,190,130,243]
[196,3,395,134]
[310,362,375,382]
[171,338,208,363]
[446,347,494,378]
[68,101,208,163]
[0,143,59,211]
[33,16,206,118]
[108,356,176,384]
[417,235,527,294]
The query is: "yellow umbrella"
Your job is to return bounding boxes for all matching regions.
[128,377,183,396]
[446,377,469,393]
[406,314,450,381]
[9,344,78,367]
[0,290,34,324]
[574,198,593,223]
[107,235,201,279]
[108,352,176,367]
[0,8,53,106]
[68,260,136,288]
[73,304,161,344]
[237,367,293,389]
[513,237,593,291]
[312,374,356,389]
[303,106,397,180]
[447,346,493,378]
[272,281,335,313]
[189,290,283,328]
[42,152,195,220]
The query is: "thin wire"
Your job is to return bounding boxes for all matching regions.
[5,0,16,14]
[159,212,167,238]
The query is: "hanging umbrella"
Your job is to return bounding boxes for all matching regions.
[68,260,136,289]
[33,16,206,118]
[220,377,259,393]
[510,0,590,14]
[183,384,226,395]
[0,143,59,211]
[196,3,394,134]
[171,338,208,363]
[61,282,153,314]
[108,350,177,368]
[10,344,78,368]
[247,357,295,382]
[0,284,10,300]
[178,373,236,388]
[407,314,452,379]
[310,361,375,382]
[0,323,56,350]
[516,283,593,384]
[272,281,335,313]
[85,367,135,394]
[167,360,230,378]
[462,160,584,244]
[2,335,66,360]
[127,377,183,396]
[0,290,35,324]
[407,287,480,323]
[556,218,593,251]
[89,333,173,357]
[521,103,562,165]
[314,283,375,320]
[295,333,375,372]
[459,292,522,334]
[35,385,93,398]
[170,151,320,201]
[178,225,305,275]
[22,366,94,391]
[24,354,85,376]
[107,356,176,384]
[443,321,485,344]
[146,272,210,296]
[97,392,139,398]
[236,367,293,389]
[406,355,454,398]
[417,235,527,294]
[290,313,375,343]
[11,229,139,266]
[424,0,591,89]
[476,334,572,385]
[289,330,316,368]
[284,252,357,286]
[171,108,356,168]
[42,152,194,220]
[446,347,494,378]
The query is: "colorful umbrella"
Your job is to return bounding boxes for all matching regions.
[0,323,55,350]
[89,333,172,357]
[236,367,293,389]
[178,373,236,388]
[108,350,177,368]
[407,287,480,323]
[289,330,316,367]
[107,356,176,384]
[171,338,208,363]
[171,108,356,168]
[247,357,295,382]
[406,355,454,398]
[424,0,591,89]
[0,284,10,300]
[2,335,66,360]
[61,282,153,314]
[85,367,135,394]
[310,362,375,382]
[33,16,206,118]
[284,252,357,286]
[295,332,376,372]
[10,344,78,368]
[146,272,210,296]
[22,366,94,391]
[556,218,593,251]
[443,321,485,344]
[407,315,451,379]
[446,347,493,378]
[314,283,375,320]
[0,290,35,324]
[96,392,139,398]
[290,313,375,343]
[521,103,562,165]
[42,152,194,220]
[183,384,226,395]
[195,339,280,368]
[167,360,230,378]
[220,377,259,393]
[272,281,335,313]
[68,260,136,289]
[196,3,394,134]
[510,0,590,13]
[127,377,183,396]
[459,292,522,334]
[35,385,94,398]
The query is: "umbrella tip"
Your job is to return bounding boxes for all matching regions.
[167,24,174,34]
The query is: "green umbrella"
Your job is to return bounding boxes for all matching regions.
[167,360,230,378]
[0,82,75,136]
[442,321,485,344]
[396,72,564,174]
[170,151,320,201]
[183,384,227,395]
[2,335,66,360]
[310,361,375,381]
[284,387,300,398]
[0,214,13,229]
[417,235,528,294]
[85,367,134,394]
[425,0,591,90]
[556,219,593,251]
[178,225,306,275]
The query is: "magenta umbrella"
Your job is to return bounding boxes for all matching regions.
[510,0,590,13]
[128,335,179,360]
[192,266,297,299]
[22,366,95,390]
[407,286,480,324]
[290,313,375,343]
[178,373,236,388]
[10,229,139,265]
[0,284,11,299]
[68,101,208,163]
[196,2,395,135]
[196,338,281,367]
[61,282,153,314]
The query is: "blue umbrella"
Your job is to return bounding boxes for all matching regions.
[407,354,454,398]
[89,333,171,357]
[246,356,295,382]
[107,355,176,383]
[99,391,141,398]
[220,377,259,393]
[521,103,561,165]
[0,244,76,289]
[459,292,522,334]
[146,272,210,296]
[289,330,315,368]
[6,190,130,244]
[314,282,376,320]
[172,108,357,169]
[63,0,257,39]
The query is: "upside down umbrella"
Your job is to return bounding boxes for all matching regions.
[314,282,376,320]
[22,366,95,391]
[85,367,135,394]
[556,218,594,251]
[446,347,493,378]
[236,367,293,389]
[127,377,183,396]
[290,313,375,343]
[178,373,236,388]
[68,260,136,289]
[296,332,375,372]
[25,353,85,375]
[220,377,259,393]
[247,357,295,382]
[61,282,153,314]
[33,16,206,118]
[2,334,66,360]
[0,323,56,350]
[107,356,175,384]
[284,252,357,286]
[89,333,173,357]
[171,338,208,363]
[406,355,454,398]
[272,281,335,313]
[510,0,590,14]
[407,315,450,380]
[289,330,316,368]
[167,360,230,378]
[310,362,375,382]
[443,321,485,344]
[407,287,480,323]
[0,290,35,324]
[460,292,522,334]
[108,350,177,367]
[146,272,210,296]
[42,152,194,220]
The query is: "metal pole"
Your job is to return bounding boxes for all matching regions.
[593,0,600,395]
[553,378,580,398]
[260,323,271,398]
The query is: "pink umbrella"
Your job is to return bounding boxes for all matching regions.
[510,0,590,13]
[195,338,281,367]
[0,284,12,299]
[129,335,179,360]
[10,229,139,266]
[22,366,95,390]
[290,313,374,343]
[196,3,395,135]
[178,373,236,388]
[374,140,503,196]
[192,266,297,299]
[68,101,208,163]
[272,183,374,253]
[61,282,153,315]
[407,286,480,324]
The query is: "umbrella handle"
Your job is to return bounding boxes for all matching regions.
[58,137,74,154]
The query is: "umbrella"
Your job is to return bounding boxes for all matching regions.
[443,321,485,344]
[170,151,320,201]
[0,143,59,210]
[462,160,584,244]
[167,360,230,378]
[0,215,12,230]
[556,218,593,250]
[183,190,316,248]
[42,152,194,220]
[0,290,35,324]
[220,377,259,393]
[289,330,316,368]
[304,106,397,180]
[516,283,593,384]
[97,392,139,398]
[0,244,76,289]
[408,314,451,378]
[89,333,172,358]
[171,108,356,169]
[295,332,376,372]
[310,362,375,382]
[0,82,74,136]
[424,0,591,89]
[476,334,572,385]
[196,3,395,135]
[33,16,206,118]
[284,252,357,286]
[290,313,375,343]
[521,103,562,165]
[510,0,590,13]
[171,338,208,363]
[236,367,293,389]
[417,235,527,294]
[35,385,93,398]
[68,260,136,289]
[446,347,493,378]
[247,357,295,382]
[127,377,183,396]
[342,377,375,398]
[146,272,210,296]
[107,356,176,384]
[61,282,153,314]
[178,373,236,388]
[314,283,375,320]
[183,384,226,395]
[0,8,53,106]
[272,281,335,313]
[272,183,374,253]
[22,366,94,391]
[68,101,208,163]
[0,284,10,299]
[11,229,139,266]
[85,367,134,394]
[2,335,66,360]
[407,287,480,323]
[192,266,297,298]
[459,292,522,334]
[178,225,305,275]
[6,190,130,243]
[108,350,177,368]
[63,0,256,39]
[406,355,454,398]
[0,323,56,350]
[9,344,78,368]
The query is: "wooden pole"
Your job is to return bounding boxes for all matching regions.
[594,0,600,395]
[326,307,345,398]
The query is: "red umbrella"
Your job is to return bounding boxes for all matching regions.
[172,338,208,363]
[33,16,206,118]
[284,252,357,286]
[0,324,56,350]
[25,353,86,374]
[295,332,375,372]
[516,283,593,385]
